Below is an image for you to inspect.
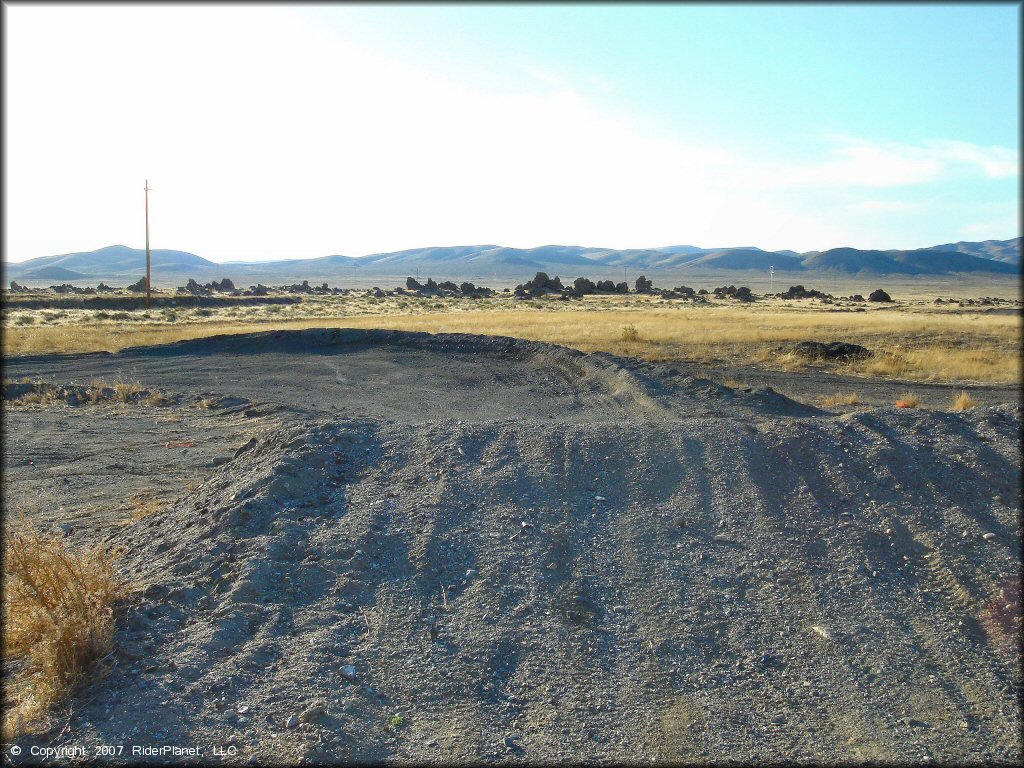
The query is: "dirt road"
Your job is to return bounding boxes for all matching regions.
[3,329,1020,764]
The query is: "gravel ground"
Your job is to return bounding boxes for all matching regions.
[2,329,1021,765]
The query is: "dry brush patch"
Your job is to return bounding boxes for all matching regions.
[3,379,175,408]
[2,522,126,738]
[3,303,1020,384]
[127,494,167,523]
[820,392,860,407]
[895,392,920,408]
[951,391,979,411]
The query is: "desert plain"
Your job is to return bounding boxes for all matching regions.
[2,273,1021,764]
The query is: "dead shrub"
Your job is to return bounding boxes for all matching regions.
[113,379,144,403]
[620,324,641,343]
[2,523,125,738]
[895,392,920,408]
[144,391,173,407]
[127,494,166,522]
[951,391,978,411]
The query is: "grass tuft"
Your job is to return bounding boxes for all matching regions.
[2,522,125,738]
[113,379,144,403]
[895,392,920,408]
[951,391,978,411]
[127,494,166,522]
[820,392,860,407]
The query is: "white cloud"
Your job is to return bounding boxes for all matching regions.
[846,199,928,213]
[924,140,1019,179]
[743,136,1018,190]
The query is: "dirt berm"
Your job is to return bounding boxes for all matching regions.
[3,329,1021,764]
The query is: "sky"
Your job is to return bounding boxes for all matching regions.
[3,2,1020,263]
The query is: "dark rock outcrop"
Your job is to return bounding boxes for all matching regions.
[786,341,871,360]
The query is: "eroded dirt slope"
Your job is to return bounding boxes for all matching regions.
[3,330,1020,764]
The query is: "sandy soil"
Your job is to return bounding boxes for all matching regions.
[3,329,1021,765]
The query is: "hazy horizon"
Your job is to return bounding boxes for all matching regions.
[4,4,1020,264]
[6,235,1024,267]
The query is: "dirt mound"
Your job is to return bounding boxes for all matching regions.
[4,332,1021,763]
[7,329,819,423]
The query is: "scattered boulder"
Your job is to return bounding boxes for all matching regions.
[178,278,211,296]
[97,283,113,292]
[713,285,754,301]
[127,277,149,293]
[634,275,653,293]
[573,277,597,296]
[403,277,494,298]
[868,289,892,303]
[786,341,871,360]
[515,272,564,298]
[9,281,28,292]
[780,285,832,301]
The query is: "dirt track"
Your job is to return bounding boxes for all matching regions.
[3,329,1021,764]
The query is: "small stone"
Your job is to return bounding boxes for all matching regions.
[299,705,327,724]
[595,496,606,502]
[341,665,357,681]
[547,563,558,571]
[237,705,250,714]
[286,714,299,729]
[982,533,997,541]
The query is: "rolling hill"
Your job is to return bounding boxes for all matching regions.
[4,238,1019,284]
[5,245,216,280]
[928,238,1021,265]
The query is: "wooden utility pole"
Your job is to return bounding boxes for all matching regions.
[144,179,152,307]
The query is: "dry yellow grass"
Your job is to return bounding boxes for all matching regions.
[951,391,979,411]
[896,392,920,408]
[127,494,166,522]
[2,523,125,738]
[620,324,641,343]
[3,302,1019,384]
[113,379,144,403]
[820,392,860,407]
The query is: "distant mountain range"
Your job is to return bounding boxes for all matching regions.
[4,238,1019,284]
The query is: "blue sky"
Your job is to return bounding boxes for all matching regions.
[5,3,1019,262]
